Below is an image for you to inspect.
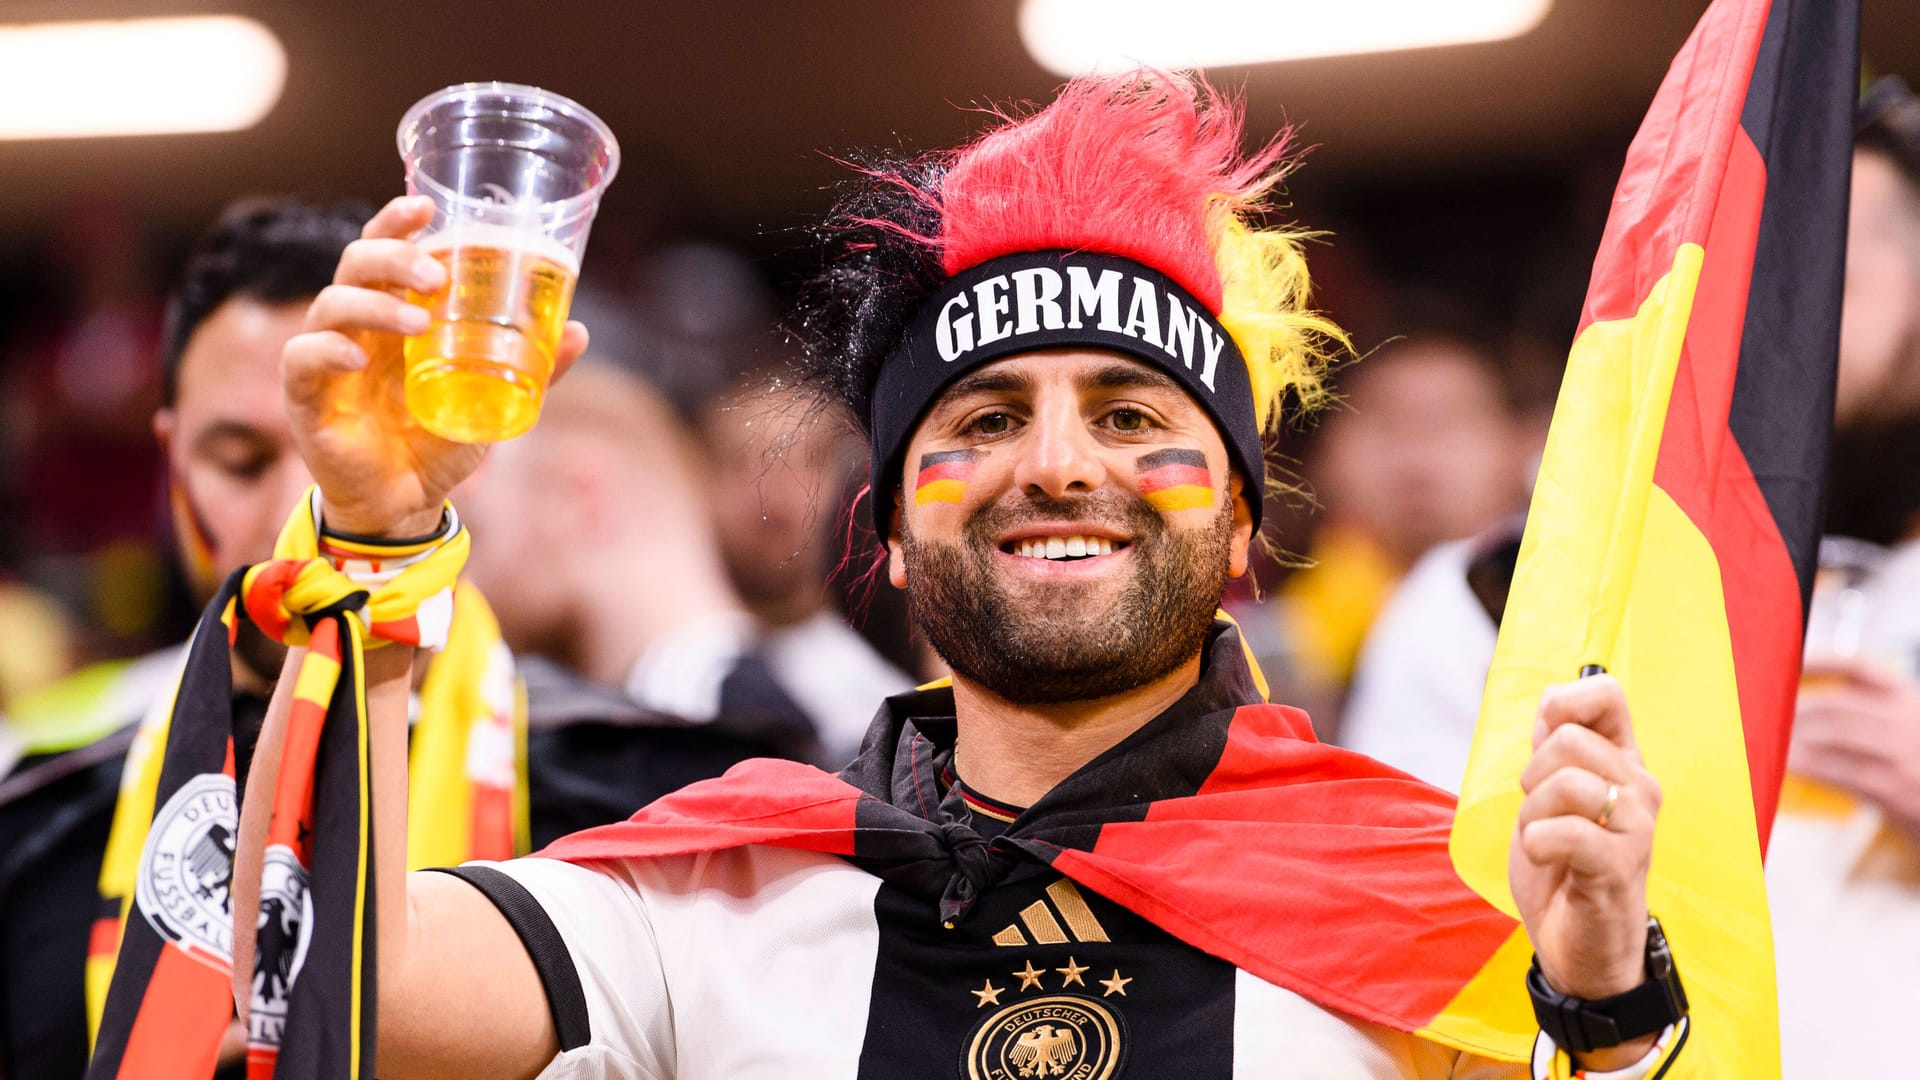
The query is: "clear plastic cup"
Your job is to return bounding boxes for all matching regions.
[396,82,619,443]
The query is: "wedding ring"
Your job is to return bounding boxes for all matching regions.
[1595,782,1620,830]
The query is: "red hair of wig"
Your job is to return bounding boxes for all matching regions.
[934,73,1291,313]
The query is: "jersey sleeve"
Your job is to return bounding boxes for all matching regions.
[431,858,677,1079]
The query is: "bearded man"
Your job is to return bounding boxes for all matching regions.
[231,73,1685,1079]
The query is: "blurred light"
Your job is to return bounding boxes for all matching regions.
[1019,0,1554,75]
[0,16,285,140]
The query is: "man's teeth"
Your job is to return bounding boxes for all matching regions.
[1014,536,1117,560]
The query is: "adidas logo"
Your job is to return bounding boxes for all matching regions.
[991,879,1110,947]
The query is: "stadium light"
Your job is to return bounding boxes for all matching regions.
[1019,0,1555,76]
[0,16,286,140]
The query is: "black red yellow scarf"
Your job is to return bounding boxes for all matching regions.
[87,490,473,1080]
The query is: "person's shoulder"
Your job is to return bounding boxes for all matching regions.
[7,644,185,759]
[490,845,874,915]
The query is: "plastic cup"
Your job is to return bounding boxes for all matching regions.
[1781,536,1890,818]
[396,82,619,443]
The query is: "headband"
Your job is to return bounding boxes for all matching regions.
[868,250,1264,532]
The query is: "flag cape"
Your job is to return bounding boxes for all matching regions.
[543,621,1542,1060]
[1451,0,1857,1076]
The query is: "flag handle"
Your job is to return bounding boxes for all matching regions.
[1580,664,1608,678]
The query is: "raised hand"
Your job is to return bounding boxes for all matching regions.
[1791,655,1920,837]
[281,196,589,538]
[1508,674,1662,1063]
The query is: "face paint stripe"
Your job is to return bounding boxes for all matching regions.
[1137,465,1212,493]
[1135,447,1208,471]
[1143,486,1214,512]
[915,460,978,486]
[920,448,983,467]
[915,479,970,505]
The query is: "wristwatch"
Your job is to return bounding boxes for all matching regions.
[1527,916,1690,1055]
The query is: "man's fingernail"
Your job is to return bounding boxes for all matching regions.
[400,304,431,333]
[413,255,443,290]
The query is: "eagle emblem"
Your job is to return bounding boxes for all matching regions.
[134,773,238,969]
[1010,1023,1078,1076]
[965,995,1122,1080]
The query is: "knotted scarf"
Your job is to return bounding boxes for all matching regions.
[87,489,483,1080]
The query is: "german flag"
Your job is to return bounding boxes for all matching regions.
[914,448,980,505]
[1135,448,1214,512]
[1451,0,1858,1076]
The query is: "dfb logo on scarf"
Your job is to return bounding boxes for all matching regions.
[249,845,315,1050]
[135,773,238,970]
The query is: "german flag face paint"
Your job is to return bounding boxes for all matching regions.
[1136,449,1214,513]
[915,449,981,505]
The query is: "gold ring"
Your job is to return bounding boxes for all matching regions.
[1596,782,1620,830]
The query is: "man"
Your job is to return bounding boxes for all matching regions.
[4,199,746,1080]
[238,74,1680,1077]
[1767,73,1920,1078]
[1241,334,1528,738]
[456,356,800,827]
[0,197,363,1080]
[701,369,914,763]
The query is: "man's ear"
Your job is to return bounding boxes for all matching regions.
[887,491,908,589]
[1226,472,1256,579]
[153,408,176,457]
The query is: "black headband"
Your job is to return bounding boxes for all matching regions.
[868,249,1264,532]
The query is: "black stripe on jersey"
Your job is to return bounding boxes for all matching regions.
[428,865,591,1051]
[854,864,1237,1078]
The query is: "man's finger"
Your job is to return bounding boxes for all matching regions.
[1514,766,1640,830]
[1801,654,1907,693]
[334,237,447,294]
[304,284,431,338]
[1519,815,1624,877]
[1793,705,1895,759]
[549,320,590,386]
[283,331,370,408]
[1520,721,1644,794]
[361,195,435,241]
[1787,740,1881,792]
[1537,674,1636,751]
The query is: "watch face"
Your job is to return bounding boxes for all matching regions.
[1644,917,1676,981]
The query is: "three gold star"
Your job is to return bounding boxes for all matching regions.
[1099,969,1132,997]
[1013,960,1046,991]
[972,979,1005,1008]
[1055,956,1089,987]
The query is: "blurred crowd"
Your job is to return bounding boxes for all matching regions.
[1,71,1918,1080]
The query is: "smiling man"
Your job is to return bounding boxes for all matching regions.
[235,73,1686,1079]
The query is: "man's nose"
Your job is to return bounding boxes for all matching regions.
[1010,400,1107,501]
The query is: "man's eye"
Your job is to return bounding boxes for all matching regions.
[216,456,271,481]
[1108,409,1151,432]
[968,412,1013,436]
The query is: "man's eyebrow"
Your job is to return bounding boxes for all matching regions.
[942,367,1036,401]
[1085,362,1185,395]
[190,420,273,450]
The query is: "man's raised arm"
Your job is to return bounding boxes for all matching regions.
[230,195,589,1079]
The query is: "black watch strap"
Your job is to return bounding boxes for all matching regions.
[1528,916,1690,1055]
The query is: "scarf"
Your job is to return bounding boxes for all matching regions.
[86,489,514,1080]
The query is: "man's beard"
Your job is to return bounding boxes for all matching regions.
[902,489,1234,705]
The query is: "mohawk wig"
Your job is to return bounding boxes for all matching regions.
[796,71,1347,526]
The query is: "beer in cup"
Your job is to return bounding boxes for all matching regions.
[397,83,618,443]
